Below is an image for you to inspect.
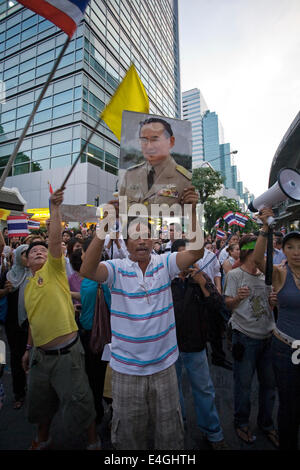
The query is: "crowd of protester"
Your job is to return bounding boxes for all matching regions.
[0,191,299,451]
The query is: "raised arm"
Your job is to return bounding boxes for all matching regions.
[176,186,204,270]
[0,230,5,251]
[80,235,108,282]
[253,208,281,285]
[80,201,119,282]
[48,189,64,259]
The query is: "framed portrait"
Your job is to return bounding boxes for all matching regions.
[118,111,192,209]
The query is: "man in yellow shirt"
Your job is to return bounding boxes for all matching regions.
[22,189,100,450]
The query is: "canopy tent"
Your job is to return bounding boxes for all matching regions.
[0,187,27,212]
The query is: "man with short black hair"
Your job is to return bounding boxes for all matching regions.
[119,117,192,208]
[80,187,204,450]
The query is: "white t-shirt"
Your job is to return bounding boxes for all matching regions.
[104,234,128,259]
[196,248,221,284]
[218,246,229,265]
[224,267,275,339]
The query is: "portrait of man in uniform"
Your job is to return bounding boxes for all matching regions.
[118,111,192,210]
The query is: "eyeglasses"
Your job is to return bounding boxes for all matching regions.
[139,136,166,144]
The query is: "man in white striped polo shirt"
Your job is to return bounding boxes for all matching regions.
[81,187,204,450]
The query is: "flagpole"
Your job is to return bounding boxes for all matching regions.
[0,36,71,190]
[60,115,103,189]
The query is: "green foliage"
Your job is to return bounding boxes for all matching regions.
[244,217,259,233]
[204,196,259,234]
[192,167,224,204]
[204,196,240,233]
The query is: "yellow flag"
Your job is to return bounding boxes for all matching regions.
[0,208,10,220]
[101,64,149,141]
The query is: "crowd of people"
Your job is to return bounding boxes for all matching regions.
[0,190,299,451]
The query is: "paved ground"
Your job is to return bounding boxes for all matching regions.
[0,326,286,454]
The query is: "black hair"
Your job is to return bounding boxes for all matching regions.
[67,237,83,257]
[26,241,48,258]
[171,239,187,253]
[124,217,153,243]
[139,117,173,138]
[239,234,257,263]
[216,239,225,250]
[282,231,300,249]
[82,237,93,252]
[69,249,83,272]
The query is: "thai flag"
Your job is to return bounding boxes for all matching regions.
[28,220,41,230]
[7,215,29,238]
[235,212,249,228]
[17,0,90,38]
[280,227,286,235]
[223,211,236,226]
[48,181,53,213]
[214,218,221,229]
[216,229,226,239]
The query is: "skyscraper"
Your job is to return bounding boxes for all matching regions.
[182,88,252,205]
[182,88,208,168]
[202,110,225,172]
[0,0,181,208]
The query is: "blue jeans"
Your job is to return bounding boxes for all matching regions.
[175,349,223,442]
[272,336,300,450]
[232,330,276,430]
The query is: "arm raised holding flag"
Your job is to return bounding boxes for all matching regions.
[17,0,90,38]
[59,63,149,189]
[0,0,91,190]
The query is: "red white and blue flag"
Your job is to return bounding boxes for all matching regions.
[235,212,249,228]
[48,181,54,213]
[28,220,41,230]
[280,227,286,235]
[214,218,221,229]
[216,229,226,239]
[7,215,29,238]
[17,0,90,38]
[223,211,236,226]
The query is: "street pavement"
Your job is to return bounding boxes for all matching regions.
[0,332,283,452]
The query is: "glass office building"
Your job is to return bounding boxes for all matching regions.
[182,88,208,168]
[0,0,181,208]
[202,110,225,174]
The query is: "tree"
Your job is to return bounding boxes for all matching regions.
[244,217,260,233]
[204,196,240,233]
[192,166,224,204]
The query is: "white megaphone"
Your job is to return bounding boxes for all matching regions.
[248,168,300,225]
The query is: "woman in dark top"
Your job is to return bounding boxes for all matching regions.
[254,208,300,450]
[5,244,30,409]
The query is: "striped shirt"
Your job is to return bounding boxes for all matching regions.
[103,253,180,375]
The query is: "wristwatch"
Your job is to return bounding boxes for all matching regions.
[259,229,269,237]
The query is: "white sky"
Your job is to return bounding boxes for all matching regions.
[178,0,300,198]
